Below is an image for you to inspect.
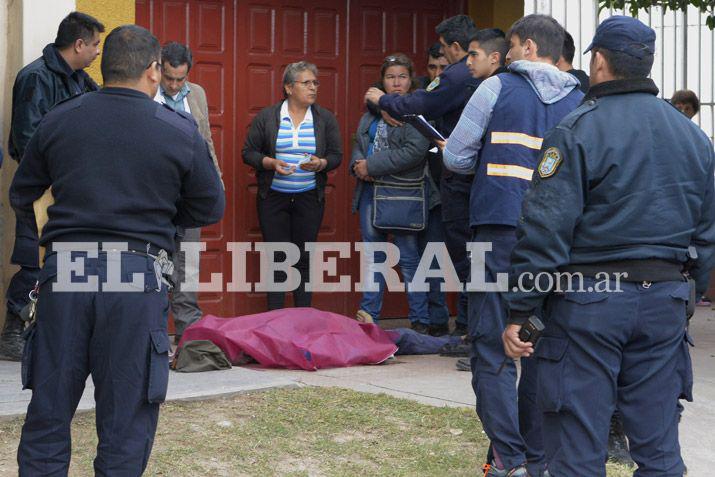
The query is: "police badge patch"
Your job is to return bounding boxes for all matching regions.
[426,76,440,91]
[538,147,562,178]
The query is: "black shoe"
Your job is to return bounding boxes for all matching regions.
[455,357,471,371]
[411,322,429,334]
[607,412,634,466]
[428,323,449,337]
[0,313,25,362]
[439,339,470,357]
[451,323,468,336]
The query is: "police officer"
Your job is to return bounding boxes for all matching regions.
[10,25,225,475]
[1,11,105,362]
[365,14,478,337]
[503,16,715,476]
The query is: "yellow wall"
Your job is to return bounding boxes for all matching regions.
[75,0,135,84]
[469,0,524,32]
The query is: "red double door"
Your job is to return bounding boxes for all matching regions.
[136,0,465,318]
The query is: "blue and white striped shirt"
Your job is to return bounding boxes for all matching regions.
[271,101,317,193]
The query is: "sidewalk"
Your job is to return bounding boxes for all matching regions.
[1,310,713,474]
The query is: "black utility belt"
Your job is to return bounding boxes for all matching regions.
[46,240,163,257]
[559,259,684,283]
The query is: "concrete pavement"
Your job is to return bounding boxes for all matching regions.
[1,309,713,474]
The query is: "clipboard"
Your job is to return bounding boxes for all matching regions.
[402,114,446,142]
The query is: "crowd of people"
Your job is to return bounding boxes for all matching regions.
[0,7,712,477]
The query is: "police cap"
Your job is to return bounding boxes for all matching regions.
[584,15,655,59]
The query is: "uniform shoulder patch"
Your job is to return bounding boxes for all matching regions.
[537,147,562,178]
[426,76,440,92]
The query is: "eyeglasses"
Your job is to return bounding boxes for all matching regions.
[295,80,320,88]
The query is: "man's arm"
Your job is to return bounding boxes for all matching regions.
[441,76,501,174]
[690,144,715,295]
[175,129,226,228]
[376,73,465,121]
[9,72,53,162]
[504,127,587,324]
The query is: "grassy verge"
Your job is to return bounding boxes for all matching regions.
[0,387,632,476]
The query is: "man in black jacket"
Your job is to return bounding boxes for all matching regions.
[0,11,104,361]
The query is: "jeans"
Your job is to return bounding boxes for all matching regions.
[358,184,429,324]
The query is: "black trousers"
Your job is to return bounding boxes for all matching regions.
[257,188,325,310]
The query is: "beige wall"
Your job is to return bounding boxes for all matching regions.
[469,0,524,32]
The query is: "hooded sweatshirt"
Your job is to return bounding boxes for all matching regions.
[443,60,584,227]
[443,60,581,174]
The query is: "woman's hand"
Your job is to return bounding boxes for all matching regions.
[299,155,327,172]
[381,110,403,127]
[262,156,295,175]
[353,159,373,181]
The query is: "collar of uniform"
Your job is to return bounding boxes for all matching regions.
[100,87,153,99]
[583,78,658,102]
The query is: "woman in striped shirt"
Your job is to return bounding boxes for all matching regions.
[242,62,343,310]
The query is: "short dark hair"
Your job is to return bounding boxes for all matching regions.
[469,28,508,66]
[562,31,576,64]
[428,42,443,60]
[161,42,193,71]
[54,11,105,49]
[671,90,700,114]
[507,14,565,63]
[436,14,477,52]
[101,25,161,83]
[593,46,653,79]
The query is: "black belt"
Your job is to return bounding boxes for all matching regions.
[559,259,684,283]
[46,239,163,257]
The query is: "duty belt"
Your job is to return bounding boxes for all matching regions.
[559,259,684,283]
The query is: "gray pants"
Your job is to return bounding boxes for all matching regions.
[171,227,203,337]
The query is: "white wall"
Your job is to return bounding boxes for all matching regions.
[22,0,75,66]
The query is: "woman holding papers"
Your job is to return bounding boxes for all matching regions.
[351,53,436,332]
[242,61,343,310]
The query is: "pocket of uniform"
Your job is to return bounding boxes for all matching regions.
[677,334,694,402]
[147,329,170,403]
[535,336,569,412]
[20,322,37,390]
[562,291,609,305]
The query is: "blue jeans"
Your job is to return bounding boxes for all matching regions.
[358,184,429,325]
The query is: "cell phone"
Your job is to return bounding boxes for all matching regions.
[518,316,545,345]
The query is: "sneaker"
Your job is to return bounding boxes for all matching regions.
[451,323,468,336]
[355,309,374,324]
[483,462,529,477]
[696,296,711,307]
[455,357,471,371]
[428,323,449,336]
[411,322,429,334]
[439,339,470,357]
[0,313,25,362]
[607,413,634,466]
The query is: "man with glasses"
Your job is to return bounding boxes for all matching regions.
[1,11,105,362]
[11,25,224,474]
[154,42,223,344]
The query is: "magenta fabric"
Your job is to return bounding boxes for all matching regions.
[179,307,398,370]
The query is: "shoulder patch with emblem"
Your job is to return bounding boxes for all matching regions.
[426,76,440,92]
[538,147,562,178]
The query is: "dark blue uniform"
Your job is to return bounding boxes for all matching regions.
[10,87,225,475]
[379,56,478,329]
[505,23,715,473]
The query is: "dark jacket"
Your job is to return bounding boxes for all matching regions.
[10,88,225,254]
[8,44,99,162]
[242,101,343,201]
[350,112,432,212]
[506,79,715,317]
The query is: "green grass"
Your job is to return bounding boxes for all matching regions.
[0,387,633,476]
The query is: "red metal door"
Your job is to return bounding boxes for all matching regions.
[136,0,465,319]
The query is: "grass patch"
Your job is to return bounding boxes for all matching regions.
[0,387,633,476]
